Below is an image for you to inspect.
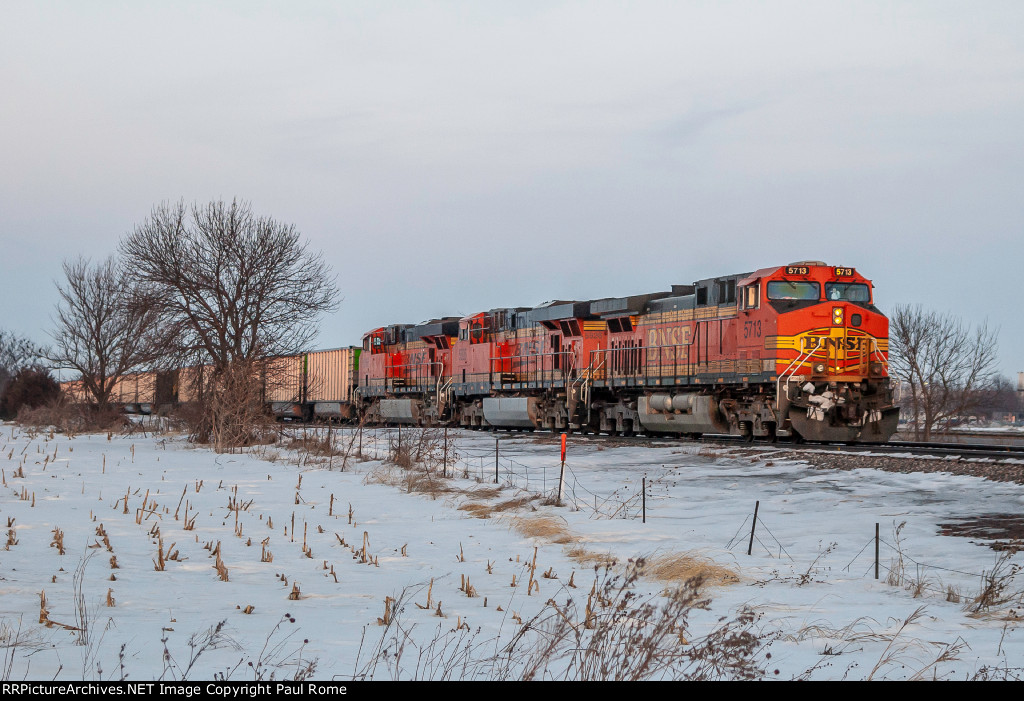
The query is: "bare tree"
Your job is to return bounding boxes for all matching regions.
[48,256,167,411]
[974,375,1023,422]
[119,199,339,449]
[888,304,1000,440]
[0,330,46,396]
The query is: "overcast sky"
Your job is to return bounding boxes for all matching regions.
[2,1,1022,376]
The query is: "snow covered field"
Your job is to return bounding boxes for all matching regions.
[1,422,1022,680]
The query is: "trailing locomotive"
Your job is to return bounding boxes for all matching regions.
[356,261,899,443]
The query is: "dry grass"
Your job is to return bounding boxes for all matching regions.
[493,496,540,513]
[465,486,503,500]
[364,463,455,498]
[565,546,618,568]
[457,502,493,519]
[645,552,738,588]
[510,515,576,544]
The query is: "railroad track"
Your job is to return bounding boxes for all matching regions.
[697,434,1024,461]
[278,420,1024,461]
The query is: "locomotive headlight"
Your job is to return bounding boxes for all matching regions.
[870,362,883,376]
[832,306,844,326]
[812,361,827,375]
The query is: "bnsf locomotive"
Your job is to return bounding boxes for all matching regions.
[356,261,899,443]
[63,261,899,443]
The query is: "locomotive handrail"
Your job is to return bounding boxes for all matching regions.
[589,342,691,381]
[488,351,575,384]
[778,337,824,400]
[869,338,889,374]
[384,360,446,390]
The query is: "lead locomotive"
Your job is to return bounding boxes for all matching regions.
[357,261,899,443]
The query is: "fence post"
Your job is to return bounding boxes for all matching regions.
[557,433,567,506]
[747,501,760,556]
[642,475,646,523]
[443,426,448,478]
[875,523,880,580]
[494,438,499,484]
[328,422,334,471]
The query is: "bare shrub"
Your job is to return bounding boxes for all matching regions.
[386,428,448,472]
[965,546,1023,616]
[285,433,340,459]
[0,330,47,398]
[355,565,765,681]
[1,368,61,420]
[885,521,909,588]
[363,463,454,499]
[17,398,126,435]
[205,361,275,453]
[865,606,966,680]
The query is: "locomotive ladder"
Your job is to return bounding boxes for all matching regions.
[777,337,824,401]
[571,358,606,425]
[436,377,454,417]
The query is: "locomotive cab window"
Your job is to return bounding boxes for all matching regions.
[766,281,820,301]
[741,285,759,310]
[825,283,870,303]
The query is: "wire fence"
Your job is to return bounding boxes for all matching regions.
[279,425,1022,608]
[723,500,1019,607]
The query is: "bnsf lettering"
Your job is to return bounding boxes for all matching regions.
[802,337,866,352]
[406,350,432,364]
[513,340,543,356]
[646,326,691,348]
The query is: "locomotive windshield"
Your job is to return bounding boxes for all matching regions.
[825,283,870,302]
[766,281,820,301]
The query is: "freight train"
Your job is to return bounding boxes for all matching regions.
[61,261,900,443]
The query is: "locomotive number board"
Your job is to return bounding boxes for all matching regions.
[785,266,810,275]
[833,267,855,276]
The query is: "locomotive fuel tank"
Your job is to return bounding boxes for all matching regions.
[637,393,730,434]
